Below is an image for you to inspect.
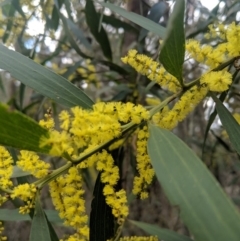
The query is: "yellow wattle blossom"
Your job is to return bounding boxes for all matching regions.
[186,39,225,68]
[133,126,154,199]
[11,183,37,214]
[225,22,240,57]
[200,70,232,92]
[96,150,129,220]
[11,183,37,201]
[205,23,227,40]
[17,150,50,178]
[187,22,240,68]
[121,49,181,93]
[77,59,99,86]
[156,84,208,130]
[49,167,89,240]
[0,221,7,241]
[0,195,7,206]
[39,111,55,130]
[40,102,149,157]
[0,146,13,189]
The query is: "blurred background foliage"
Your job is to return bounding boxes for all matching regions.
[1,0,240,240]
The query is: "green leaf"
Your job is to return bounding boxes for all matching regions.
[0,44,94,109]
[30,194,52,241]
[148,124,240,241]
[101,2,166,39]
[202,91,227,157]
[212,94,240,155]
[0,73,5,95]
[12,0,26,19]
[159,0,185,84]
[0,104,50,153]
[139,2,168,41]
[65,18,92,49]
[129,220,193,241]
[62,60,83,79]
[0,209,62,223]
[100,13,138,34]
[85,0,112,60]
[11,166,31,178]
[59,13,92,59]
[90,172,115,241]
[63,0,73,20]
[2,3,15,43]
[50,5,60,30]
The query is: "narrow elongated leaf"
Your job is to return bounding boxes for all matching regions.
[90,173,115,241]
[2,3,15,43]
[0,104,49,153]
[0,74,5,94]
[130,220,193,241]
[100,14,138,33]
[148,124,240,241]
[59,13,92,59]
[212,94,240,155]
[0,209,62,223]
[12,0,26,19]
[0,44,94,108]
[203,70,239,157]
[50,5,60,30]
[202,91,227,157]
[66,18,92,49]
[101,2,166,39]
[30,194,52,241]
[85,0,112,60]
[11,166,31,178]
[139,2,168,41]
[159,0,185,84]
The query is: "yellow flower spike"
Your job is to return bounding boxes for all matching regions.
[121,49,181,93]
[225,22,240,57]
[11,183,37,202]
[17,151,50,179]
[11,184,37,214]
[186,39,225,68]
[133,126,154,198]
[0,195,8,206]
[49,167,89,240]
[59,110,71,131]
[157,85,208,130]
[200,70,232,92]
[0,221,7,241]
[0,146,13,189]
[94,150,129,220]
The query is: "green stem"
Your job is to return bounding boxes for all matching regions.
[113,220,125,241]
[34,162,72,189]
[0,186,13,194]
[183,57,235,89]
[149,91,181,118]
